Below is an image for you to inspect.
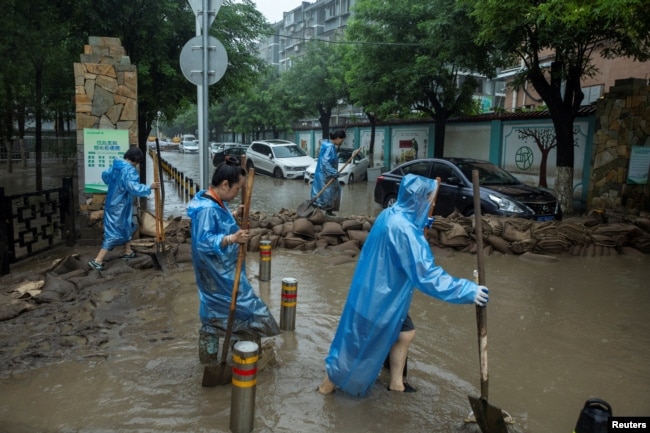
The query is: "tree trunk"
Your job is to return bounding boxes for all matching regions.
[555,166,574,216]
[318,104,331,140]
[35,66,43,192]
[539,149,549,188]
[551,115,576,215]
[433,116,447,158]
[366,112,376,168]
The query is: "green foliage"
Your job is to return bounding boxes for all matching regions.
[465,0,650,213]
[344,0,499,154]
[279,40,348,138]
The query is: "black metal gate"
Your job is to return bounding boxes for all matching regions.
[0,177,76,275]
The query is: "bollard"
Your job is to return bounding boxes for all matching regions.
[259,240,272,281]
[280,277,297,331]
[230,341,259,433]
[258,280,271,305]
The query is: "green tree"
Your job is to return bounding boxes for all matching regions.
[280,40,348,139]
[79,0,269,180]
[466,0,650,214]
[219,68,293,140]
[346,0,498,158]
[3,0,80,189]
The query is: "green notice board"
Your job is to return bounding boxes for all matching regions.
[84,129,130,193]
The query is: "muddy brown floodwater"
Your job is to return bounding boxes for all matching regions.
[1,157,649,433]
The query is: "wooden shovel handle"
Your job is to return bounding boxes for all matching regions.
[472,170,489,400]
[227,168,254,314]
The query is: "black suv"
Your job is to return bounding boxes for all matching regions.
[374,158,561,220]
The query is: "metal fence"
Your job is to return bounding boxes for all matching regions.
[1,135,76,161]
[0,177,76,275]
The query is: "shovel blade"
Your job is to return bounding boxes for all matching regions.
[468,395,510,433]
[296,200,316,218]
[202,364,232,387]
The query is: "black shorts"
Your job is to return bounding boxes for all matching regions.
[401,314,414,332]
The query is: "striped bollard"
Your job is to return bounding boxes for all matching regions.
[259,240,272,281]
[280,277,297,331]
[230,341,259,433]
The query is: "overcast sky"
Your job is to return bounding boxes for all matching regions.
[254,0,302,23]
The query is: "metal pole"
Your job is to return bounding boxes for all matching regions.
[280,277,297,331]
[200,0,210,190]
[230,341,258,433]
[259,240,271,281]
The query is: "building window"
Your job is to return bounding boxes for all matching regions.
[284,12,294,26]
[582,85,604,105]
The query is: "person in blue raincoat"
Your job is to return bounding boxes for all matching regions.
[310,129,346,215]
[88,147,159,271]
[187,157,280,344]
[318,174,489,397]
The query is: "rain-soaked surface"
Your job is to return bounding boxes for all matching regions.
[1,154,649,433]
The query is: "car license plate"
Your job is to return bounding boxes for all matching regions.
[536,215,554,221]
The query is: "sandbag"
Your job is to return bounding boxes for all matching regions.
[502,219,532,242]
[341,219,364,231]
[321,221,345,236]
[293,218,316,239]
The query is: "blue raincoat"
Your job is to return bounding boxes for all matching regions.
[324,174,479,397]
[187,191,280,337]
[310,139,341,211]
[101,159,152,251]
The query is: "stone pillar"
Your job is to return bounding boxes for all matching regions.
[73,37,138,245]
[589,78,650,214]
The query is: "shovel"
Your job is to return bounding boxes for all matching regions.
[151,142,168,273]
[202,168,255,387]
[467,169,511,433]
[296,148,360,218]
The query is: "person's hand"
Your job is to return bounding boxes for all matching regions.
[232,205,245,219]
[231,229,250,245]
[474,285,489,306]
[150,182,161,189]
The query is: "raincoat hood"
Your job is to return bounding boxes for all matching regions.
[395,174,438,230]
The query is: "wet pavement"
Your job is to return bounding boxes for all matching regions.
[1,156,649,433]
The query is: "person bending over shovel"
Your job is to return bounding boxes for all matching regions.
[310,129,346,216]
[187,157,280,360]
[318,174,489,397]
[88,147,159,271]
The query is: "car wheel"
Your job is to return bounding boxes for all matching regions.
[384,195,397,208]
[246,159,254,170]
[273,167,284,178]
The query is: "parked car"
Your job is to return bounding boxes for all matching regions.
[374,157,561,220]
[304,148,369,185]
[209,142,244,158]
[212,143,250,166]
[179,134,199,153]
[245,139,314,179]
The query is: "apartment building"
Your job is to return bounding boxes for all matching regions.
[257,1,649,118]
[258,0,355,72]
[497,47,650,111]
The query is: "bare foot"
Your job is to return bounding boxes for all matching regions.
[318,375,335,394]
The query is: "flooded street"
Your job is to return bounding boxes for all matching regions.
[1,154,649,433]
[146,150,381,219]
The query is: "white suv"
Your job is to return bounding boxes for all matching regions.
[245,139,314,179]
[179,134,199,153]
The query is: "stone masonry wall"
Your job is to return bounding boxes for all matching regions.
[73,37,138,245]
[590,78,650,214]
